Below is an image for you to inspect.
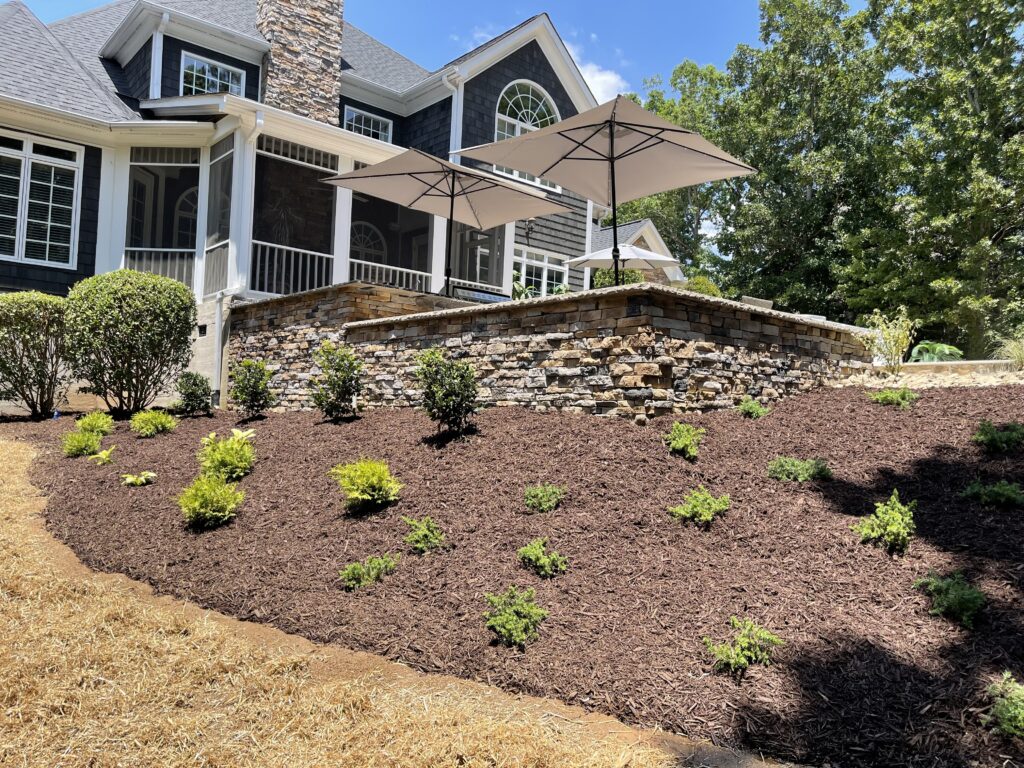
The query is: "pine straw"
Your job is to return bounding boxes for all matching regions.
[0,441,670,768]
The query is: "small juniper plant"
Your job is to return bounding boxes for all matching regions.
[415,347,478,434]
[853,489,916,554]
[961,479,1024,508]
[914,572,986,628]
[87,446,117,466]
[175,371,213,416]
[972,420,1024,454]
[524,483,566,514]
[703,616,784,675]
[483,586,548,647]
[868,387,920,410]
[402,516,446,554]
[129,409,178,438]
[75,411,114,435]
[311,341,363,420]
[767,456,832,482]
[669,487,730,528]
[178,474,243,530]
[737,396,770,419]
[985,672,1024,737]
[339,554,399,591]
[62,429,102,458]
[121,471,156,487]
[198,429,256,480]
[229,359,276,418]
[329,458,403,512]
[517,538,568,578]
[663,422,705,460]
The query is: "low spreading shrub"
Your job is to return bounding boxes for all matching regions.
[178,474,243,529]
[663,422,705,460]
[198,429,256,480]
[669,487,730,528]
[767,456,832,482]
[229,360,276,418]
[524,483,566,514]
[66,270,196,417]
[175,372,212,416]
[330,459,403,512]
[868,387,920,410]
[339,554,399,590]
[972,420,1024,454]
[0,291,72,419]
[87,446,116,466]
[737,396,770,419]
[121,471,156,487]
[75,411,114,435]
[402,516,445,554]
[914,572,986,628]
[311,341,363,420]
[986,672,1024,737]
[129,410,178,438]
[483,586,548,647]
[415,348,477,434]
[62,430,102,458]
[703,616,784,675]
[853,489,916,554]
[517,538,568,578]
[961,479,1024,508]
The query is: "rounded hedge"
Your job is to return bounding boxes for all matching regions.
[66,270,196,417]
[0,291,71,419]
[685,275,724,298]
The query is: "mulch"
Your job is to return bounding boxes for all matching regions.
[9,385,1024,768]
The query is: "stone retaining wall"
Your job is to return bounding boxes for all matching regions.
[228,282,871,418]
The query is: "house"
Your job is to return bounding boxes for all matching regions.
[0,0,606,308]
[589,217,684,285]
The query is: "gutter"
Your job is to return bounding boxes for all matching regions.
[441,68,464,163]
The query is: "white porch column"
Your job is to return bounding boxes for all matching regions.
[105,146,131,273]
[332,155,354,284]
[429,215,447,294]
[501,222,515,296]
[230,122,260,292]
[192,145,211,298]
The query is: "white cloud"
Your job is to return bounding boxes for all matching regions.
[565,41,629,103]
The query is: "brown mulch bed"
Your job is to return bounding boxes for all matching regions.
[8,386,1024,768]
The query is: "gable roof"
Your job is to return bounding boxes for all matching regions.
[591,219,658,252]
[0,0,136,121]
[340,21,429,93]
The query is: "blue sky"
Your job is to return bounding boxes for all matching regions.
[28,0,765,102]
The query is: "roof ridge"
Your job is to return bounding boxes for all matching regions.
[343,20,429,75]
[598,218,650,231]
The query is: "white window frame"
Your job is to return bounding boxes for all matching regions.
[180,50,245,97]
[0,127,83,271]
[343,106,394,144]
[513,245,569,296]
[494,80,561,192]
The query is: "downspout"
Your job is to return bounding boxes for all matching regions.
[442,68,464,163]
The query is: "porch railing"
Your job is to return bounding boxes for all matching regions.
[123,248,195,287]
[249,240,333,296]
[449,277,502,293]
[350,259,431,293]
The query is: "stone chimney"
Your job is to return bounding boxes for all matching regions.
[256,0,344,126]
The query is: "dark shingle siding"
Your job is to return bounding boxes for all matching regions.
[162,36,261,101]
[405,98,451,157]
[122,38,151,101]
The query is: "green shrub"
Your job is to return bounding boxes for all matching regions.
[961,479,1024,508]
[75,411,115,435]
[176,372,212,416]
[311,341,363,420]
[121,471,156,487]
[0,291,72,419]
[986,672,1024,737]
[517,538,568,578]
[853,489,916,554]
[339,554,399,590]
[483,586,548,647]
[524,483,566,514]
[178,474,243,529]
[402,516,446,554]
[129,410,178,438]
[910,341,963,362]
[914,572,986,628]
[197,429,256,480]
[592,268,644,289]
[66,270,196,417]
[737,396,770,419]
[663,422,705,460]
[868,387,920,410]
[329,458,402,511]
[857,306,919,374]
[229,359,276,418]
[703,616,784,674]
[993,334,1024,371]
[87,446,117,466]
[62,430,102,458]
[669,487,730,528]
[685,274,724,298]
[767,456,832,482]
[972,420,1024,454]
[415,348,477,434]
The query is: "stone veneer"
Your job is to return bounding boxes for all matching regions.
[257,0,343,126]
[228,282,872,419]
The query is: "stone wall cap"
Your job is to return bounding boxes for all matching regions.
[231,281,474,311]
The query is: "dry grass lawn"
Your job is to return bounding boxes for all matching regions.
[0,439,672,768]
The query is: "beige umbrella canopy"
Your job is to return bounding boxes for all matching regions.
[461,95,755,284]
[325,149,571,294]
[567,243,679,270]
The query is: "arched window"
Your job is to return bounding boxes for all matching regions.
[495,81,560,188]
[350,221,387,264]
[173,187,198,249]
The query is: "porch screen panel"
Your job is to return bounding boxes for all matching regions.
[203,135,234,296]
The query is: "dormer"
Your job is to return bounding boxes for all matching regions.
[99,1,269,102]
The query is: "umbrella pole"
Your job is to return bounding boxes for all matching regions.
[609,120,620,287]
[444,171,455,296]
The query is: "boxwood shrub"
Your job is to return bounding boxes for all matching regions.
[415,347,477,434]
[229,359,276,418]
[175,372,213,416]
[0,291,72,419]
[311,341,363,420]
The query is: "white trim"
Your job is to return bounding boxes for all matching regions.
[94,147,116,275]
[180,50,246,98]
[192,144,211,297]
[583,199,594,290]
[342,105,393,144]
[501,221,515,295]
[108,147,131,272]
[442,69,465,163]
[149,15,168,101]
[332,156,354,285]
[429,215,446,293]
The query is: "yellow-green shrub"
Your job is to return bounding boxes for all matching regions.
[669,487,730,528]
[129,410,177,438]
[62,430,101,458]
[75,411,114,435]
[198,429,256,480]
[329,459,402,511]
[178,474,243,529]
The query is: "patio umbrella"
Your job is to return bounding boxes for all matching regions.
[460,95,756,285]
[567,243,679,271]
[324,148,571,295]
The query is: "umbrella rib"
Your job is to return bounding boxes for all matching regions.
[456,172,485,229]
[405,171,454,209]
[537,122,611,177]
